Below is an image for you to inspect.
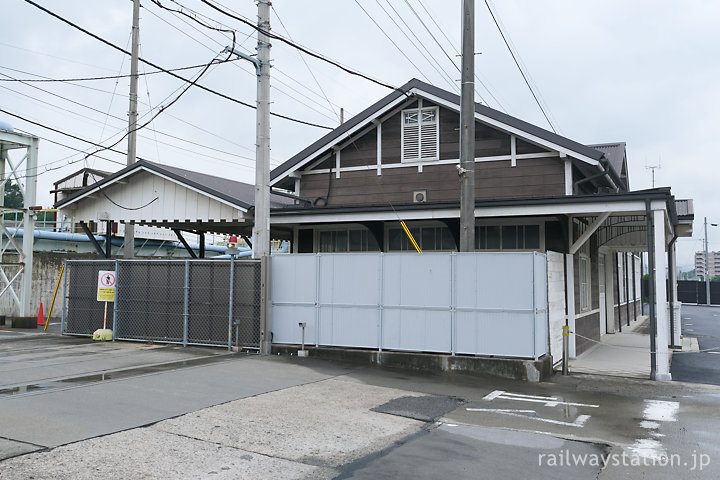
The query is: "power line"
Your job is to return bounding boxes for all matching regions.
[163,0,353,117]
[483,0,557,132]
[353,0,431,83]
[146,1,341,123]
[0,65,266,155]
[198,0,401,92]
[411,0,502,109]
[21,0,333,130]
[0,60,240,83]
[379,0,460,94]
[271,4,341,124]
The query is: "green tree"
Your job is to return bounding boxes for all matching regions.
[712,275,720,282]
[3,181,23,208]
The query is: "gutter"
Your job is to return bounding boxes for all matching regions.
[573,156,620,194]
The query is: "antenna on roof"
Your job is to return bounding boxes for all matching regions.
[645,155,661,188]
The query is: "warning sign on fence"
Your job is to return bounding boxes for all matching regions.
[97,270,116,302]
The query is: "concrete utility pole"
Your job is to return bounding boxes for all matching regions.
[252,0,271,259]
[459,0,476,252]
[124,0,141,259]
[705,217,711,306]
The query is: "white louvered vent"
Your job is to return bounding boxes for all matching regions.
[402,107,438,162]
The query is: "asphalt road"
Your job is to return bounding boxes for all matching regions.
[3,330,720,479]
[671,304,720,385]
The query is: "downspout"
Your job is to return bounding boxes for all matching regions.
[646,199,657,380]
[668,232,678,347]
[573,157,620,195]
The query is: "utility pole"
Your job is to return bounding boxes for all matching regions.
[459,0,475,252]
[124,0,140,258]
[705,217,711,306]
[252,0,271,260]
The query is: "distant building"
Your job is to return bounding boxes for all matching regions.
[695,251,720,279]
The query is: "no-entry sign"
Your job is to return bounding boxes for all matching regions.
[97,270,116,302]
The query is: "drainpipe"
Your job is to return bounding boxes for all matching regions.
[573,158,620,195]
[668,233,678,347]
[646,199,657,380]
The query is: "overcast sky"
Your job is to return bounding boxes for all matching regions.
[2,0,717,267]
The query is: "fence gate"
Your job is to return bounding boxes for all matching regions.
[62,259,262,349]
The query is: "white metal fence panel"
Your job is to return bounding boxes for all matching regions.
[270,252,549,359]
[546,251,566,364]
[318,254,380,348]
[270,254,317,345]
[382,254,452,353]
[454,253,536,357]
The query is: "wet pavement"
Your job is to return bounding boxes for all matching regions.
[671,304,720,385]
[1,333,720,478]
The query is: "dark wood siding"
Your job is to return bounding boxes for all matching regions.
[299,157,565,207]
[340,129,377,168]
[576,313,600,355]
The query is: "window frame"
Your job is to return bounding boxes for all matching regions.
[400,105,440,163]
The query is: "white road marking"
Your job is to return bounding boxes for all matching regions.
[466,408,536,414]
[685,323,693,326]
[686,329,694,332]
[643,400,679,422]
[627,438,667,461]
[640,420,660,429]
[483,390,598,408]
[467,407,590,428]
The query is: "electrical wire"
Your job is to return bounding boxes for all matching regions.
[483,0,557,132]
[406,0,500,108]
[0,74,263,168]
[271,3,341,124]
[0,60,240,83]
[379,0,460,94]
[21,0,333,130]
[146,0,341,123]
[0,65,265,155]
[198,0,401,92]
[353,0,431,84]
[160,0,353,118]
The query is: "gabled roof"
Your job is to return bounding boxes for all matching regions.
[271,78,608,185]
[55,160,293,210]
[589,142,627,189]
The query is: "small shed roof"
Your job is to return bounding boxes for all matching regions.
[55,160,294,233]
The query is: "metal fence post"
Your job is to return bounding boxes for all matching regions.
[378,252,383,352]
[228,257,234,352]
[315,253,320,348]
[61,261,67,334]
[112,259,119,341]
[450,252,456,356]
[183,260,190,347]
[260,255,271,355]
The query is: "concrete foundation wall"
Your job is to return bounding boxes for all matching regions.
[0,252,99,318]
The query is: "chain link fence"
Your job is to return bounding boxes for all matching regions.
[62,259,262,349]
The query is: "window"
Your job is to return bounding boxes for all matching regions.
[318,229,379,252]
[402,106,439,162]
[388,225,454,251]
[579,255,590,311]
[475,225,540,250]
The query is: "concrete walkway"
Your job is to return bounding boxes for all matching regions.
[569,317,653,378]
[569,316,699,379]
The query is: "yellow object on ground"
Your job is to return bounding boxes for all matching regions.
[92,329,113,341]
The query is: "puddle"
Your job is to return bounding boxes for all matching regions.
[2,354,241,396]
[0,385,49,396]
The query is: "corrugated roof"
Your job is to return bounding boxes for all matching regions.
[675,199,694,218]
[271,78,607,183]
[588,142,626,183]
[55,160,294,210]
